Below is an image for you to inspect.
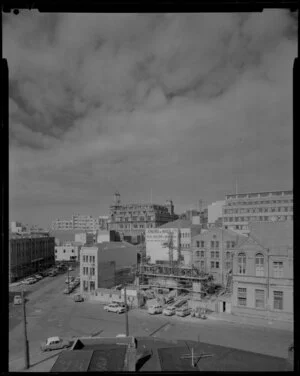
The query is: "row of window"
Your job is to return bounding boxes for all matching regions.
[226,198,292,206]
[237,253,284,277]
[195,250,231,258]
[82,280,95,291]
[55,249,75,253]
[82,255,95,263]
[224,206,292,214]
[237,288,283,310]
[224,215,293,222]
[82,267,95,275]
[196,260,232,270]
[195,240,235,249]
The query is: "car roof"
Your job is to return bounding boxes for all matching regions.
[48,336,60,342]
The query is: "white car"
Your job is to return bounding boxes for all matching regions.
[40,336,71,352]
[65,277,74,284]
[22,277,36,285]
[104,303,126,314]
[148,304,163,315]
[163,306,176,316]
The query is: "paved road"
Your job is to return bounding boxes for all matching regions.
[9,272,293,371]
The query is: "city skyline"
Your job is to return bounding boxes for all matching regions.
[5,11,295,228]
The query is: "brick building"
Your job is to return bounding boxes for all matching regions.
[191,228,246,285]
[232,221,293,322]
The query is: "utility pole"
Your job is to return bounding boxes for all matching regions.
[124,285,129,336]
[21,290,30,369]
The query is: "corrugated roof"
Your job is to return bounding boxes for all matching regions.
[249,221,293,249]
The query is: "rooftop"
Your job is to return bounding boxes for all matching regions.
[50,336,291,372]
[249,221,293,249]
[159,219,201,230]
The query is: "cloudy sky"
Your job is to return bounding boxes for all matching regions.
[4,11,296,228]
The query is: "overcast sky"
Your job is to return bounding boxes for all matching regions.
[4,11,296,228]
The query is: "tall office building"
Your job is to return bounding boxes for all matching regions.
[222,190,293,235]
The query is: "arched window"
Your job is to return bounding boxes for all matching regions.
[255,253,265,276]
[238,253,246,275]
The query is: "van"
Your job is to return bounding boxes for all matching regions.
[148,304,163,315]
[176,306,191,317]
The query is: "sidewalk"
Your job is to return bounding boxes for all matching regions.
[207,311,294,332]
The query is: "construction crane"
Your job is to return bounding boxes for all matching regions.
[162,231,180,273]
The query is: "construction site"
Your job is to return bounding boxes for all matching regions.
[135,231,233,314]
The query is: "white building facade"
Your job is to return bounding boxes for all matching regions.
[145,228,180,263]
[223,190,293,235]
[54,243,81,261]
[207,201,225,225]
[75,232,94,245]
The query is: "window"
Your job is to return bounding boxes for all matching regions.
[237,287,247,306]
[273,262,283,278]
[55,250,57,253]
[210,241,215,248]
[200,260,205,269]
[201,250,204,258]
[255,253,265,277]
[226,241,231,249]
[90,281,95,291]
[201,241,205,248]
[211,261,215,269]
[195,251,200,257]
[231,241,235,248]
[196,241,200,247]
[211,251,215,258]
[273,291,283,310]
[215,262,219,269]
[215,241,219,248]
[72,249,74,253]
[238,253,246,274]
[226,261,231,270]
[226,251,231,260]
[255,289,265,308]
[215,251,219,258]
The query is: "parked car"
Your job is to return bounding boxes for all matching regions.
[40,336,71,352]
[148,304,163,315]
[49,270,58,277]
[22,277,36,285]
[165,297,174,305]
[176,306,192,317]
[74,294,84,302]
[13,295,22,305]
[63,287,72,294]
[68,266,73,271]
[33,274,43,280]
[173,299,188,309]
[163,306,176,316]
[104,303,126,314]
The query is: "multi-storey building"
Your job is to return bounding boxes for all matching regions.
[54,242,81,262]
[9,234,55,282]
[52,214,100,232]
[80,242,139,294]
[108,192,177,243]
[223,190,293,235]
[232,221,293,322]
[10,221,27,234]
[191,228,246,285]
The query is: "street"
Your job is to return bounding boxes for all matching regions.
[9,270,293,371]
